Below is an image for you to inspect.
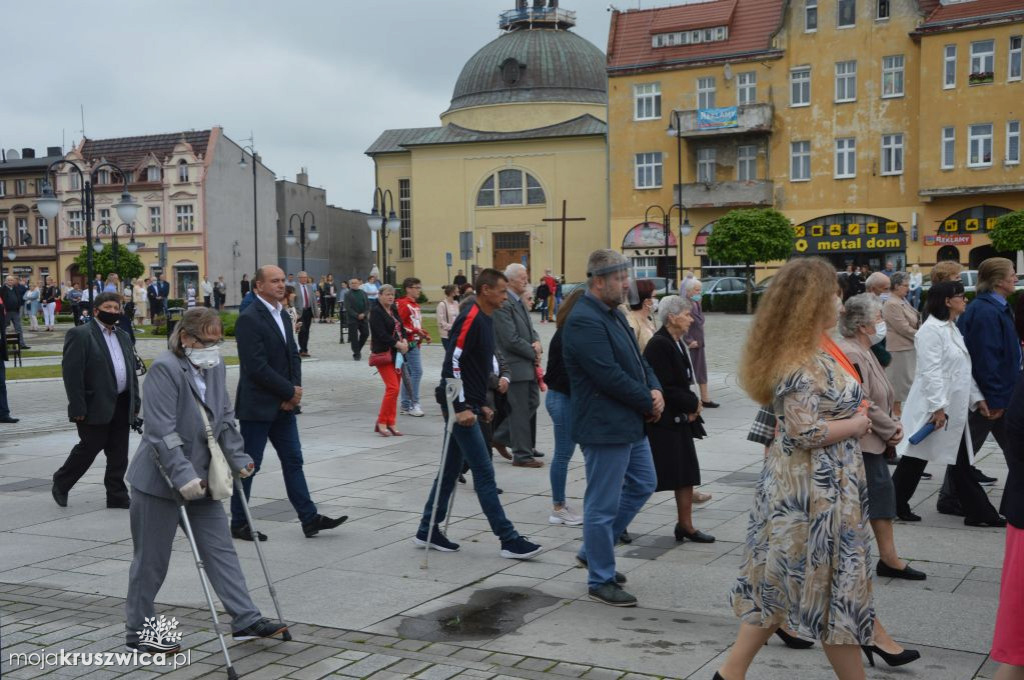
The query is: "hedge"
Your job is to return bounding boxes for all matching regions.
[152,311,238,337]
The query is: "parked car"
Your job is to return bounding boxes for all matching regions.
[700,276,749,308]
[921,269,978,293]
[635,277,679,298]
[754,275,774,292]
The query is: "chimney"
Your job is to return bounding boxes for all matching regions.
[46,146,61,157]
[21,148,35,159]
[297,167,309,186]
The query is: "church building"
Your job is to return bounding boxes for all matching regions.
[366,1,610,293]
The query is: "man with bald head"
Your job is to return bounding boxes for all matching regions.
[231,265,346,540]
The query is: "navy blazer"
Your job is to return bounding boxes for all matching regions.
[234,296,302,421]
[958,292,1023,409]
[563,292,661,446]
[1002,372,1024,528]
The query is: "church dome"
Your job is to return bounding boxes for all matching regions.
[446,27,607,115]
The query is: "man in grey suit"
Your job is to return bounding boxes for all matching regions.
[493,263,544,468]
[294,270,318,357]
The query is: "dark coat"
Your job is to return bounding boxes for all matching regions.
[1002,372,1024,528]
[0,285,18,313]
[369,299,405,356]
[0,305,7,361]
[61,321,140,425]
[958,292,1023,410]
[563,292,661,446]
[346,288,369,323]
[234,297,301,422]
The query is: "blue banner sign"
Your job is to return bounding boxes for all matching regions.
[697,106,738,130]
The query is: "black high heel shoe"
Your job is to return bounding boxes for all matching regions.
[861,644,921,667]
[774,628,815,649]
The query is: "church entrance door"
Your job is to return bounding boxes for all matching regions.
[493,232,531,276]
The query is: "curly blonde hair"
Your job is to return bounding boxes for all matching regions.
[739,257,839,405]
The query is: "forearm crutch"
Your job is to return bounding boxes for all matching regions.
[421,378,463,570]
[232,475,291,641]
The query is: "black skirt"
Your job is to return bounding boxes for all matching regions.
[647,420,701,491]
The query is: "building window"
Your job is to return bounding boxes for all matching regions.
[790,141,811,181]
[175,204,195,231]
[15,218,27,243]
[970,40,995,81]
[177,160,189,182]
[968,123,994,166]
[737,145,757,181]
[635,153,663,189]
[1010,36,1022,81]
[147,165,161,182]
[881,133,904,175]
[835,60,857,102]
[36,217,48,246]
[14,179,26,195]
[835,138,856,178]
[634,83,661,120]
[941,127,956,169]
[697,148,717,183]
[69,172,80,190]
[399,178,412,259]
[476,176,495,206]
[149,206,161,232]
[737,72,756,105]
[805,0,817,31]
[99,208,110,228]
[697,76,716,109]
[944,45,957,88]
[876,0,890,20]
[68,211,83,237]
[838,0,855,27]
[0,219,6,244]
[1007,121,1020,164]
[477,170,545,206]
[0,180,4,197]
[95,169,110,185]
[631,257,659,279]
[791,68,811,106]
[882,55,905,97]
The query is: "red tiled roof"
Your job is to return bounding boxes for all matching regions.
[922,0,1024,26]
[608,0,784,71]
[79,130,212,170]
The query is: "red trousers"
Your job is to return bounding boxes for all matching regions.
[377,367,400,426]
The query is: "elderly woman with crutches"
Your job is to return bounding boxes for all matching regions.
[124,307,287,660]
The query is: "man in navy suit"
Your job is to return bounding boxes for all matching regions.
[147,273,170,321]
[229,264,346,540]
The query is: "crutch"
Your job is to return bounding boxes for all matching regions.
[152,456,239,680]
[232,475,292,641]
[421,378,463,570]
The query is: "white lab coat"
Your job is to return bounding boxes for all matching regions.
[896,315,983,465]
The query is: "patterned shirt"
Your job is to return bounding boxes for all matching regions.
[747,405,778,446]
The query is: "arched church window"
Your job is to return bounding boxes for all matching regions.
[177,160,189,183]
[476,170,545,207]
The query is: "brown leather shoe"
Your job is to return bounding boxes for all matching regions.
[512,458,543,468]
[494,443,512,460]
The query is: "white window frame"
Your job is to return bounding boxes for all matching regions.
[944,45,957,89]
[36,217,48,246]
[941,127,956,169]
[69,173,80,190]
[1010,36,1022,81]
[68,211,83,237]
[882,55,905,98]
[697,76,716,109]
[175,204,195,232]
[790,141,811,181]
[1006,121,1020,164]
[805,0,818,32]
[881,133,904,176]
[876,0,890,20]
[149,206,161,232]
[15,218,28,243]
[835,60,857,103]
[737,145,758,181]
[0,219,6,244]
[697,148,717,183]
[177,160,189,183]
[0,180,5,198]
[631,257,659,280]
[14,179,26,195]
[970,40,995,78]
[634,83,662,121]
[147,165,161,182]
[968,123,994,167]
[99,208,110,227]
[635,152,663,189]
[834,138,856,179]
[737,71,756,105]
[790,68,811,107]
[838,0,856,28]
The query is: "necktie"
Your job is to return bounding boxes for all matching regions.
[302,286,309,308]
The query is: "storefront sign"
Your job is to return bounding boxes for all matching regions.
[794,218,905,254]
[924,234,972,246]
[697,106,738,130]
[694,245,708,256]
[622,222,677,258]
[938,205,1011,233]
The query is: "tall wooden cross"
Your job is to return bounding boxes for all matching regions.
[542,200,587,277]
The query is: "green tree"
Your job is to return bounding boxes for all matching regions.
[989,210,1024,254]
[73,242,145,284]
[705,208,795,313]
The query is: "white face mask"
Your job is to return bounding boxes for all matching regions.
[869,321,887,344]
[879,292,891,302]
[185,345,221,369]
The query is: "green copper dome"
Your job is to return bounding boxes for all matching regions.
[447,28,607,114]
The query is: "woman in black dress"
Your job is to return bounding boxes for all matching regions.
[643,295,715,543]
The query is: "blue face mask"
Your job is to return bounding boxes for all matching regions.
[690,293,702,302]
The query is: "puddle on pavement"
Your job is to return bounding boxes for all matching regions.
[397,587,560,642]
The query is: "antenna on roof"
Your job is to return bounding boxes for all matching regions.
[80,104,86,138]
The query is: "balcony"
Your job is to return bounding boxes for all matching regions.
[670,103,774,139]
[675,180,774,209]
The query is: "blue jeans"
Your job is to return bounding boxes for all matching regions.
[400,345,423,410]
[545,390,576,505]
[232,413,318,528]
[908,287,922,311]
[418,417,518,544]
[577,438,656,589]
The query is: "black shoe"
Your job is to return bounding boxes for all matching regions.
[896,509,922,522]
[575,555,626,584]
[937,501,965,517]
[51,483,68,508]
[458,474,466,484]
[413,527,460,552]
[126,640,181,654]
[500,536,543,559]
[588,582,637,607]
[302,514,347,537]
[920,471,933,480]
[353,353,361,361]
[861,644,921,668]
[496,487,503,495]
[531,449,546,458]
[107,498,131,509]
[618,530,633,544]
[675,525,716,543]
[965,516,1007,528]
[0,416,18,423]
[233,618,288,641]
[701,400,720,408]
[877,559,927,580]
[231,524,268,542]
[774,628,815,649]
[19,345,30,350]
[972,467,998,486]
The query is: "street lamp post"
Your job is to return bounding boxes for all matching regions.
[1,230,32,262]
[237,137,260,271]
[664,110,693,284]
[286,210,319,272]
[366,188,400,286]
[93,222,139,280]
[643,203,692,294]
[37,160,141,293]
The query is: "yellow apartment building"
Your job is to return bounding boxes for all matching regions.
[0,147,62,285]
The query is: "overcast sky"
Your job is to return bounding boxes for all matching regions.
[4,0,679,212]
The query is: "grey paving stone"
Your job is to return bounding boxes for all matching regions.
[550,662,591,677]
[391,640,431,653]
[449,649,492,663]
[287,657,357,680]
[387,660,433,675]
[421,644,460,658]
[339,653,402,678]
[413,664,463,680]
[277,645,345,668]
[482,653,525,668]
[580,668,624,680]
[513,658,557,672]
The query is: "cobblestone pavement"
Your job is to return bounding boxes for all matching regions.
[0,312,1007,679]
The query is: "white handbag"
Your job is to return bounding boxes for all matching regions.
[194,395,234,500]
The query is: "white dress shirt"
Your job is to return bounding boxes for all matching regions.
[101,324,128,394]
[189,363,207,403]
[257,293,287,341]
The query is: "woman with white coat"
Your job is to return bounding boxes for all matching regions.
[891,280,995,523]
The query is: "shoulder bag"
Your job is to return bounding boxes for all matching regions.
[193,394,234,500]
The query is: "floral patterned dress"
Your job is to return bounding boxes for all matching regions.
[730,352,875,645]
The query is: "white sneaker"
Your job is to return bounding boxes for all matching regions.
[549,505,583,526]
[409,404,425,417]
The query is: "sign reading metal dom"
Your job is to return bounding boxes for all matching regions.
[793,213,906,255]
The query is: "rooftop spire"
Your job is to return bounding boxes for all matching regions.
[499,1,576,31]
